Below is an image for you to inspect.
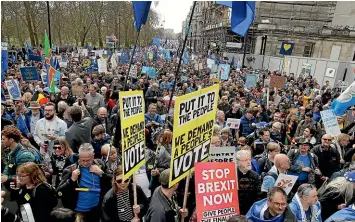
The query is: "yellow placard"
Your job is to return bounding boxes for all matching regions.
[169,84,219,187]
[148,52,153,60]
[119,91,146,181]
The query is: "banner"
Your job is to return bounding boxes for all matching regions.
[59,61,68,68]
[209,146,236,163]
[41,72,47,85]
[211,64,218,73]
[130,65,138,78]
[97,58,107,73]
[28,54,42,61]
[142,66,156,79]
[195,162,239,222]
[320,109,341,137]
[270,75,286,89]
[274,174,298,195]
[301,63,311,77]
[5,80,21,100]
[218,64,230,80]
[245,74,257,89]
[279,42,295,55]
[119,91,146,181]
[207,58,214,69]
[226,118,241,129]
[169,84,219,187]
[20,67,39,81]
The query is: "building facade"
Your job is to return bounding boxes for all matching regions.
[181,1,355,61]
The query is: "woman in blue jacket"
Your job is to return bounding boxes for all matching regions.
[289,184,322,222]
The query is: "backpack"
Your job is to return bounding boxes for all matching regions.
[17,147,43,164]
[32,182,58,209]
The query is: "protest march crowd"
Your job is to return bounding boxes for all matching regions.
[1,33,355,222]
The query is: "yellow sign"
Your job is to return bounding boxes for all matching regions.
[119,91,146,181]
[148,52,153,60]
[283,44,291,51]
[82,59,91,67]
[169,84,219,187]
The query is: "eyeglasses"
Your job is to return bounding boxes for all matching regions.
[53,146,62,150]
[271,201,287,207]
[115,178,130,184]
[17,174,29,178]
[322,138,332,141]
[44,109,54,112]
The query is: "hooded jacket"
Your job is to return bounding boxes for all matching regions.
[246,199,297,222]
[288,193,322,222]
[325,205,355,222]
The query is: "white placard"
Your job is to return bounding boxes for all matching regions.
[207,58,214,69]
[320,109,341,137]
[97,58,107,73]
[130,65,138,78]
[325,68,336,78]
[226,118,241,129]
[273,174,298,195]
[209,146,236,163]
[59,62,67,68]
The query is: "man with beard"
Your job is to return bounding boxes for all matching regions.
[34,102,67,158]
[236,150,261,215]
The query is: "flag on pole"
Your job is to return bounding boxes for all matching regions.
[216,1,255,37]
[331,81,355,116]
[47,65,56,92]
[44,31,51,65]
[132,1,152,31]
[17,114,30,135]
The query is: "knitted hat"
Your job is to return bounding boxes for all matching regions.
[344,171,355,182]
[159,169,170,186]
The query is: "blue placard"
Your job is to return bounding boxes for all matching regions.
[120,52,129,64]
[20,67,39,81]
[245,74,257,89]
[280,42,295,55]
[142,66,156,78]
[217,64,231,80]
[5,80,21,100]
[28,54,42,61]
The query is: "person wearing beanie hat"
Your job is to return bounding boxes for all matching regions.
[145,169,188,222]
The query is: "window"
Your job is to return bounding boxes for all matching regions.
[303,42,315,57]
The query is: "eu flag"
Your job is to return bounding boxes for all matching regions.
[17,114,30,136]
[217,1,255,37]
[133,2,152,31]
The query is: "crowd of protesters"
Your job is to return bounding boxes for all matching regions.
[1,42,355,222]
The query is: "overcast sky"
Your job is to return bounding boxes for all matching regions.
[154,1,192,33]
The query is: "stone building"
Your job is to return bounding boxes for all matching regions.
[181,1,355,60]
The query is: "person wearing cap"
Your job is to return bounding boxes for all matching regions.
[318,172,355,220]
[288,141,319,191]
[24,101,44,148]
[145,169,188,222]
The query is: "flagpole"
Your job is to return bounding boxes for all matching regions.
[242,31,248,68]
[167,1,197,114]
[123,30,141,90]
[46,1,52,47]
